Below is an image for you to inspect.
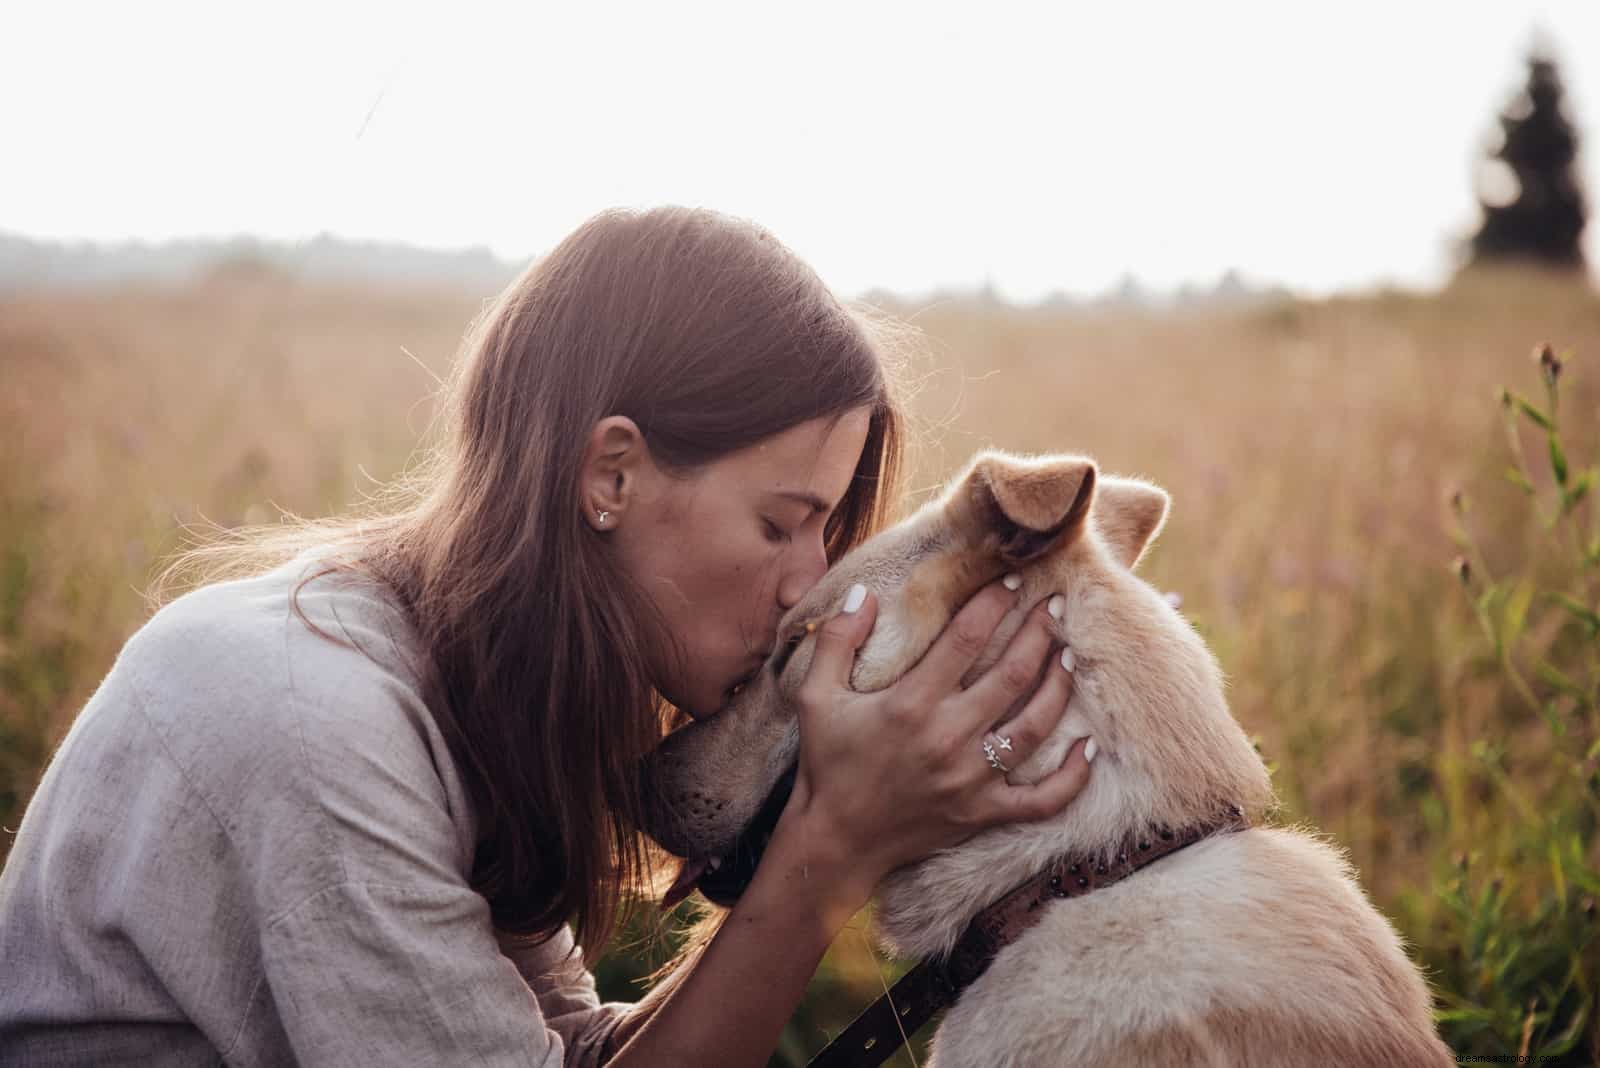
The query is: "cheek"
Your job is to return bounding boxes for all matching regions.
[658,508,764,593]
[700,535,775,599]
[685,541,782,652]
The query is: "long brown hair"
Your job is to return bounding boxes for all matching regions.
[154,206,910,957]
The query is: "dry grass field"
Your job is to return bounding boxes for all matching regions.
[3,266,1598,1062]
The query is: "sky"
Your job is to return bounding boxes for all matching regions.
[5,0,1599,302]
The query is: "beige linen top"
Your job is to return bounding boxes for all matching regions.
[0,551,627,1065]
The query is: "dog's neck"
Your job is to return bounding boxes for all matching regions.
[875,578,1274,961]
[875,781,1230,961]
[810,805,1250,1068]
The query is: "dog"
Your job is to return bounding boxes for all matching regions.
[642,450,1453,1066]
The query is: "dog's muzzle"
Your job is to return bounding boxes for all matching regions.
[690,764,796,907]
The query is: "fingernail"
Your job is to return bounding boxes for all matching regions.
[1084,737,1098,763]
[1047,594,1065,620]
[1002,573,1022,591]
[1060,646,1076,672]
[842,584,867,613]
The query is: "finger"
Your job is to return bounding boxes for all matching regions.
[799,584,879,696]
[982,641,1077,766]
[898,579,1020,704]
[954,597,1060,733]
[982,735,1095,824]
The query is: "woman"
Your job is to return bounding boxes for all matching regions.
[0,206,1091,1065]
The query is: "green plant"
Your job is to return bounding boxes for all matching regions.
[1429,344,1600,1062]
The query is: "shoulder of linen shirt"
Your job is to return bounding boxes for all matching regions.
[118,549,429,735]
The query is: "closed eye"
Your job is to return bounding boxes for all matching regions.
[762,518,791,545]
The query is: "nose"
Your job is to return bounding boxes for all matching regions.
[776,535,830,611]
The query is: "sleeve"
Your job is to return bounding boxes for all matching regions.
[240,629,629,1066]
[264,880,619,1066]
[496,925,632,1067]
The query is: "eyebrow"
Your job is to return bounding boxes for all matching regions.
[772,490,834,514]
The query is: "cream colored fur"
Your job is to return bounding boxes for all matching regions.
[642,451,1452,1066]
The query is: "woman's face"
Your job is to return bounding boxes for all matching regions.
[610,408,872,719]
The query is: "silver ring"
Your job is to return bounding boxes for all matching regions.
[983,736,1012,773]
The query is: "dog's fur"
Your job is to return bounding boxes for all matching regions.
[642,451,1452,1066]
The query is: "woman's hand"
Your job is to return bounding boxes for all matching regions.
[778,577,1092,908]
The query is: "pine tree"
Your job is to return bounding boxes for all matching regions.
[1470,53,1588,269]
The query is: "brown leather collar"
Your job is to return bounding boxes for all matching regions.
[806,805,1250,1068]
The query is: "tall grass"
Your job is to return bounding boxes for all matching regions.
[2,266,1598,1061]
[1419,345,1599,1058]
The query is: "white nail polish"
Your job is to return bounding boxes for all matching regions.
[842,584,867,613]
[1002,573,1021,591]
[1047,594,1065,620]
[1060,646,1076,672]
[1084,737,1098,763]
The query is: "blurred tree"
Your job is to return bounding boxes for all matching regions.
[1470,53,1588,269]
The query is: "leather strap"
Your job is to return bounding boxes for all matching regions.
[806,806,1248,1068]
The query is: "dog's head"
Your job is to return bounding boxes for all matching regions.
[641,450,1272,911]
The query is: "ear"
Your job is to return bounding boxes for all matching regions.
[1094,476,1170,569]
[579,415,649,531]
[952,452,1097,564]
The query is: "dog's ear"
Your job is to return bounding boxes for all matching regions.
[951,452,1097,564]
[1094,476,1170,569]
